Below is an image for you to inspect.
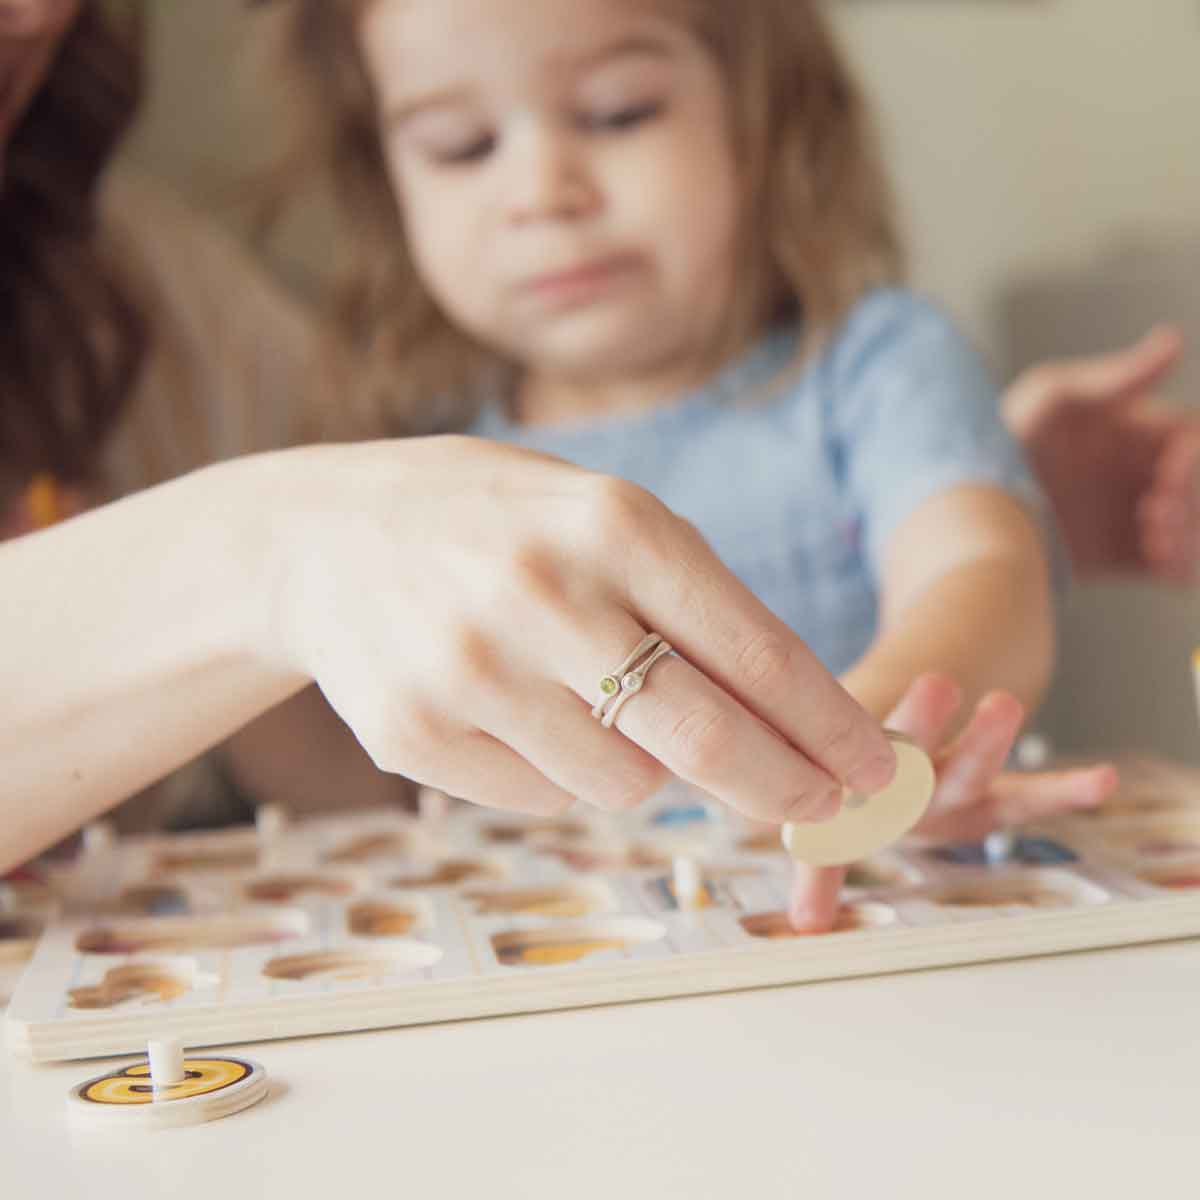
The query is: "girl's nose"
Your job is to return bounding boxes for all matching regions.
[505,125,599,226]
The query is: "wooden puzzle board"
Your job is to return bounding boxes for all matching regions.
[8,758,1200,1063]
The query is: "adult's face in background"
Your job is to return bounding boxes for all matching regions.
[0,0,80,172]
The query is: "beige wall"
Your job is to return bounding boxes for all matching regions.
[832,0,1200,763]
[835,0,1200,360]
[123,0,1200,761]
[121,0,332,294]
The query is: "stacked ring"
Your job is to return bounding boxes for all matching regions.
[592,633,673,729]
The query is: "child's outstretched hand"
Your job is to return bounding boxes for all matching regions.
[1003,326,1200,585]
[787,674,1119,932]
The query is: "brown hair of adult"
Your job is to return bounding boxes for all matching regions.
[0,1,147,507]
[272,0,904,435]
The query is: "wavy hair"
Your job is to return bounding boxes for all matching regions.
[0,1,147,505]
[272,0,904,434]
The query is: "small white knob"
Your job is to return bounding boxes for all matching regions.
[147,1037,186,1089]
[417,788,450,826]
[82,822,116,855]
[255,805,287,841]
[983,829,1016,865]
[672,856,703,910]
[1015,733,1052,772]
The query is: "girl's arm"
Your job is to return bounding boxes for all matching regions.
[840,484,1054,720]
[786,485,1059,933]
[1,437,897,875]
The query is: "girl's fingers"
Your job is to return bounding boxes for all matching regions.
[788,863,845,933]
[885,672,963,753]
[924,692,1025,820]
[921,763,1115,843]
[989,763,1117,826]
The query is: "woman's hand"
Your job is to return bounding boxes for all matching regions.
[270,436,897,821]
[787,673,1118,931]
[1004,326,1200,585]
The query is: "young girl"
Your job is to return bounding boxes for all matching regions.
[274,0,1118,926]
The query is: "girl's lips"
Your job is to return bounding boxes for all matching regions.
[522,256,641,306]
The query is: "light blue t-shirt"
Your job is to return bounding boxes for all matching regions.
[470,288,1045,676]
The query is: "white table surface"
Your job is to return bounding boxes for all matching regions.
[1,937,1196,1199]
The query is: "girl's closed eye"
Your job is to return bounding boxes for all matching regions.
[400,111,497,167]
[432,131,497,166]
[576,98,666,134]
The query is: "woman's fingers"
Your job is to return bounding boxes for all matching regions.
[477,680,670,814]
[295,447,898,820]
[580,646,844,824]
[619,505,896,797]
[885,672,963,753]
[405,729,579,816]
[455,591,852,822]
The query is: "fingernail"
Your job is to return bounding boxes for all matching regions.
[790,787,841,823]
[812,789,843,820]
[849,747,897,796]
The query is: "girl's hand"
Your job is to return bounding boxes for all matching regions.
[1004,326,1200,585]
[269,436,896,821]
[788,673,1118,931]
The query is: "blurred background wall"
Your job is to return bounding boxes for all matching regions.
[120,0,1200,762]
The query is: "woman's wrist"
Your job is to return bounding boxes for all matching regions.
[199,446,330,683]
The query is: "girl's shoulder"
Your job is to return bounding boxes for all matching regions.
[762,288,990,431]
[820,287,982,389]
[793,287,997,435]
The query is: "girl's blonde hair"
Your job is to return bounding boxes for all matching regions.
[274,0,904,435]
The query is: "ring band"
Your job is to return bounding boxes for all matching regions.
[593,634,673,729]
[591,633,663,719]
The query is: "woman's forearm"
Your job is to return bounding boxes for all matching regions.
[2,454,309,870]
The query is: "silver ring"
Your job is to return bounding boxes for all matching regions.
[591,633,662,719]
[593,635,673,729]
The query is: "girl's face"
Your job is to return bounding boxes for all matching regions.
[0,1,79,158]
[361,0,741,383]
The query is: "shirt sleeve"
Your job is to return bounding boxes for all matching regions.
[825,288,1059,582]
